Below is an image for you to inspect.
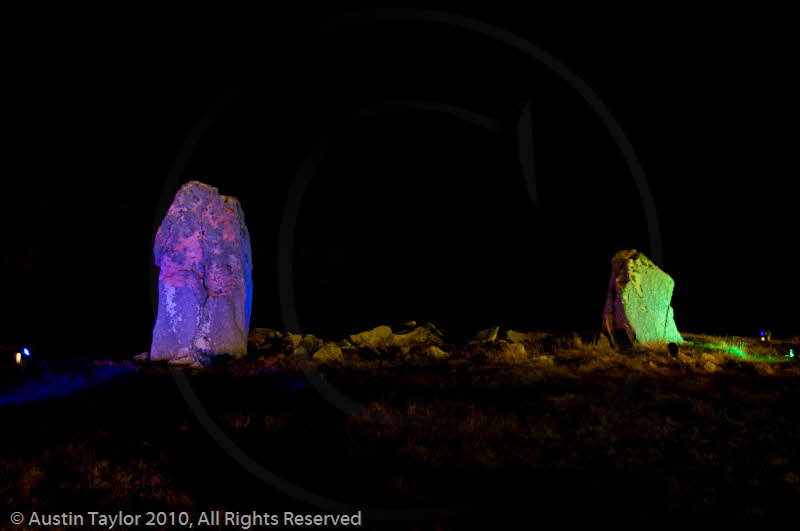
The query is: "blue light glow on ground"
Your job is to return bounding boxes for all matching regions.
[0,360,134,407]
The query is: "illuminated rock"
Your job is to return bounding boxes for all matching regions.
[348,323,444,351]
[425,345,450,360]
[390,325,443,348]
[312,342,344,363]
[288,334,324,359]
[500,342,527,363]
[601,249,683,346]
[505,330,548,344]
[150,181,253,363]
[248,328,284,351]
[472,326,499,343]
[348,325,393,350]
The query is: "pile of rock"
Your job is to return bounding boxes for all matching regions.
[348,323,445,356]
[244,322,450,364]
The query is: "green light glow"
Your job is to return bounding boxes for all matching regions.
[788,349,795,359]
[721,338,748,359]
[690,337,787,363]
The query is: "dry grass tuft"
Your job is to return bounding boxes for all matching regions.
[1,441,193,508]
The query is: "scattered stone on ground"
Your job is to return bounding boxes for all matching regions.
[337,338,355,351]
[287,334,324,359]
[302,334,324,352]
[285,333,304,349]
[424,322,445,338]
[349,325,393,350]
[312,342,344,363]
[425,346,450,360]
[348,323,445,351]
[473,326,499,343]
[249,328,284,350]
[505,330,548,344]
[391,326,444,348]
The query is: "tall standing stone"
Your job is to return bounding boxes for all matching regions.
[151,181,253,362]
[602,249,682,346]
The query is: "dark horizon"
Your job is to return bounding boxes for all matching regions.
[2,8,797,358]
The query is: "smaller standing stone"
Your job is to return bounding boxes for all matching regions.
[602,249,683,346]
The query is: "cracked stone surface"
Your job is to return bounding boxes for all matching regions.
[602,249,683,346]
[150,181,253,362]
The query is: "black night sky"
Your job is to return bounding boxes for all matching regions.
[2,8,797,359]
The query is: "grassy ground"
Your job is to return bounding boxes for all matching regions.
[2,328,800,529]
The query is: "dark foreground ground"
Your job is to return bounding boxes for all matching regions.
[2,328,800,529]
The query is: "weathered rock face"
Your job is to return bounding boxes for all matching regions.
[602,249,682,346]
[151,181,253,363]
[349,325,393,350]
[505,330,548,344]
[424,345,450,360]
[472,326,499,344]
[312,342,344,363]
[348,324,444,351]
[249,328,283,351]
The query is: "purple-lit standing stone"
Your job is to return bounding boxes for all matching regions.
[151,181,253,362]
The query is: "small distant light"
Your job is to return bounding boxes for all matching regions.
[15,352,21,364]
[789,349,795,359]
[23,347,30,357]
